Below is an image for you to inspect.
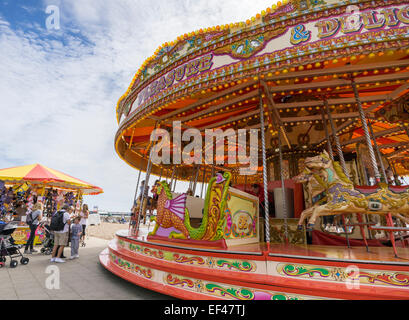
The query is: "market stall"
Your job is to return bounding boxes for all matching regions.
[0,164,103,244]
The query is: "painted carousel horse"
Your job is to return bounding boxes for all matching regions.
[296,167,357,232]
[297,151,409,230]
[149,172,232,241]
[294,168,327,209]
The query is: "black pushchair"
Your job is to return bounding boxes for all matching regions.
[0,221,30,268]
[39,223,53,255]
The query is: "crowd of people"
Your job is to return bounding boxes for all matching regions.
[21,202,89,264]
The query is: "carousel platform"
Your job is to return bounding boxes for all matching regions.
[100,229,409,300]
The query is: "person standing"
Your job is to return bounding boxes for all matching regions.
[79,204,89,244]
[24,202,43,254]
[69,217,82,259]
[50,205,71,263]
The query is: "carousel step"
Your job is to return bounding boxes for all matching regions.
[100,234,409,300]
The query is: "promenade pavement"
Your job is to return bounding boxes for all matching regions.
[0,230,174,300]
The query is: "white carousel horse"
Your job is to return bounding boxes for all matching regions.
[297,151,409,230]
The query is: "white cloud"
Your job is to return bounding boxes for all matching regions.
[1,0,275,211]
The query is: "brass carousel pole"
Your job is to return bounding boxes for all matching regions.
[321,109,335,161]
[325,99,357,249]
[261,80,291,244]
[159,167,163,181]
[387,158,399,186]
[324,100,348,176]
[367,119,387,182]
[351,78,381,184]
[193,165,200,196]
[170,165,176,187]
[259,91,271,251]
[137,156,152,234]
[277,131,289,244]
[129,128,142,229]
[173,170,178,192]
[200,167,206,198]
[133,160,143,203]
[136,122,159,235]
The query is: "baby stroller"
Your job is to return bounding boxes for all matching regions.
[0,221,30,268]
[39,223,53,255]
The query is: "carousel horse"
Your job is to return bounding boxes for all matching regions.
[294,168,330,229]
[296,168,360,233]
[294,168,327,209]
[297,151,409,230]
[149,172,232,241]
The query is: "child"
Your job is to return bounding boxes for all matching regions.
[70,217,82,259]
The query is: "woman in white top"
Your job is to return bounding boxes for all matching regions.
[80,204,89,243]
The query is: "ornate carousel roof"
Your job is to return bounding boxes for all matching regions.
[114,0,409,181]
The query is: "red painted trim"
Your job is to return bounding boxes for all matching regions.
[111,240,269,284]
[120,234,266,261]
[108,239,409,300]
[266,254,409,272]
[100,249,220,300]
[103,247,336,300]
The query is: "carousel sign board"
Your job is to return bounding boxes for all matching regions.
[136,54,214,107]
[290,5,409,45]
[124,4,409,122]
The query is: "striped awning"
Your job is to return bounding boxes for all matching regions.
[0,164,103,195]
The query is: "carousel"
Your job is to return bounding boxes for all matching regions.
[100,0,409,300]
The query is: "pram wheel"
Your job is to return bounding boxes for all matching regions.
[10,260,18,268]
[20,257,29,265]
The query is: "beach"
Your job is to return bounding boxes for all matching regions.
[87,222,152,240]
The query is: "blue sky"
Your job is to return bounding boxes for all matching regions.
[0,0,275,212]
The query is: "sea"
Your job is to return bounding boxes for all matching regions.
[93,211,131,217]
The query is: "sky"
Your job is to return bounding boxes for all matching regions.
[0,0,276,212]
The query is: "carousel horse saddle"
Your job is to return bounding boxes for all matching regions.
[354,185,381,195]
[388,185,409,194]
[354,185,409,195]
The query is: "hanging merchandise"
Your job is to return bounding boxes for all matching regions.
[55,190,65,211]
[0,181,6,220]
[75,192,83,214]
[52,189,58,213]
[43,188,54,218]
[13,183,29,204]
[64,192,75,207]
[26,190,36,214]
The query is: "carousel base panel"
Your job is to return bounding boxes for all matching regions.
[99,230,409,300]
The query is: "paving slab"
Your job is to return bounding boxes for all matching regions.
[0,235,174,300]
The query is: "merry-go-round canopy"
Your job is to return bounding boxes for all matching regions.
[0,164,103,195]
[114,0,409,182]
